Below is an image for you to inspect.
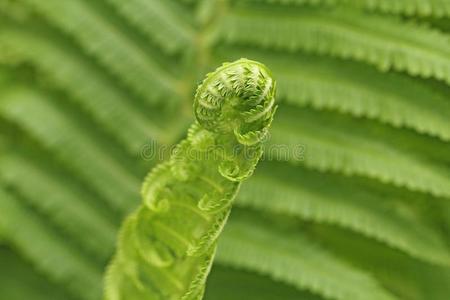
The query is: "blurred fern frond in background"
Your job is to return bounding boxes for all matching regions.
[0,0,449,299]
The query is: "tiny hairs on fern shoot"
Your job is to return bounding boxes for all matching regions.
[104,58,277,300]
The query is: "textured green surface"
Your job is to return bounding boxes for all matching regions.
[0,0,449,299]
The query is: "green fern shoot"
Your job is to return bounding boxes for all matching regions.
[103,59,277,300]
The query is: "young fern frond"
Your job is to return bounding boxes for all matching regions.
[104,59,277,300]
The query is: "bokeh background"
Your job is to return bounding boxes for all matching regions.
[0,0,449,299]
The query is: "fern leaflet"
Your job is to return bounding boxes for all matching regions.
[216,213,397,300]
[220,8,450,84]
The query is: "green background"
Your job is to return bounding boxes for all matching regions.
[0,0,449,299]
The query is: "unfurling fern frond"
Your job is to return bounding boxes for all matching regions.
[103,59,277,300]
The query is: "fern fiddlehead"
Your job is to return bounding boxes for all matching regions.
[104,59,277,300]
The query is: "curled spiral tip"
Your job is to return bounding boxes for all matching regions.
[194,58,277,145]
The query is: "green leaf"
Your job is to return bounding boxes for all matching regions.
[0,2,449,299]
[215,47,450,141]
[20,0,181,106]
[0,87,141,213]
[238,0,450,17]
[217,213,398,300]
[0,147,117,261]
[0,187,103,300]
[269,106,450,198]
[237,161,450,266]
[205,265,323,300]
[0,25,167,150]
[0,246,76,300]
[310,224,450,300]
[104,0,194,54]
[219,8,450,84]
